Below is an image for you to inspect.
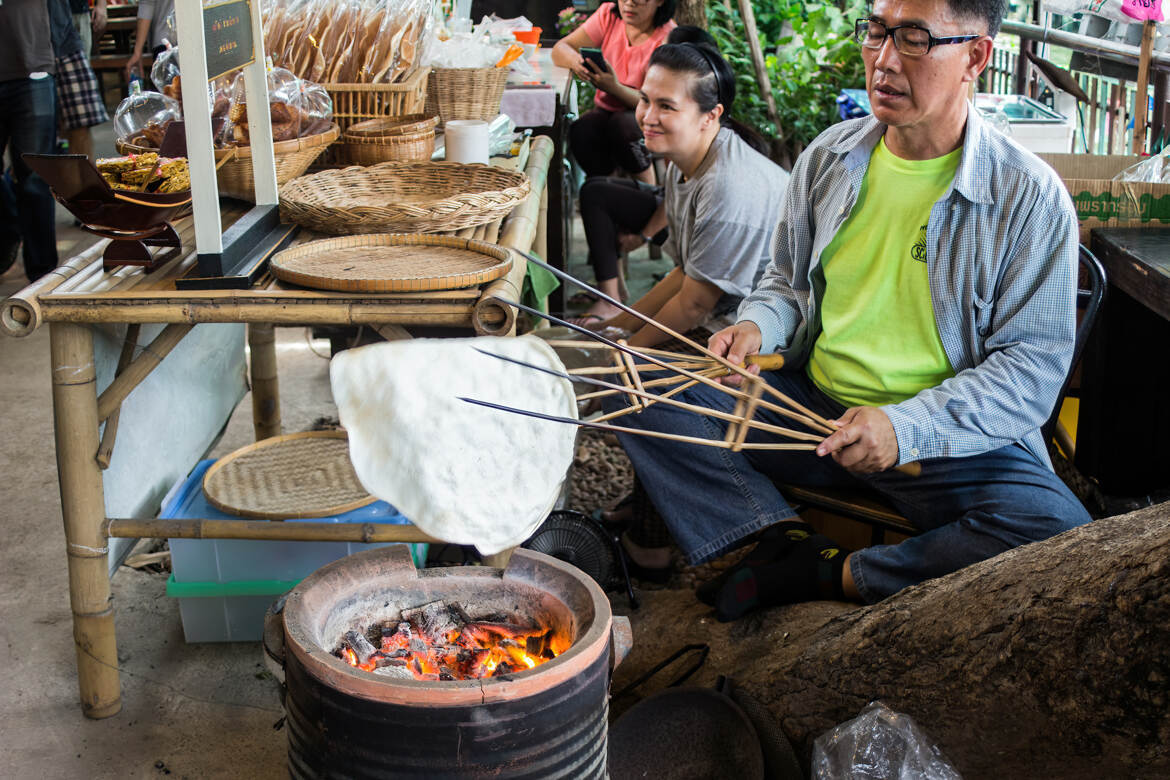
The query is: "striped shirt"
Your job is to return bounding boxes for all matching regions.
[737,107,1079,469]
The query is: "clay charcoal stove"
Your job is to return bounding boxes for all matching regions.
[267,546,632,779]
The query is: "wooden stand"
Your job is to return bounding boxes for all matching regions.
[84,223,182,273]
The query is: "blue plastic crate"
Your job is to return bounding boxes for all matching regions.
[163,460,425,584]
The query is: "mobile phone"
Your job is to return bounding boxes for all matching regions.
[580,47,607,71]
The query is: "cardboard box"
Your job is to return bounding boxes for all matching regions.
[1039,154,1170,243]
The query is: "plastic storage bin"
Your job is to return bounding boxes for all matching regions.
[165,575,299,643]
[163,460,425,584]
[161,460,425,642]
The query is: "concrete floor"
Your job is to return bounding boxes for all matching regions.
[0,118,674,777]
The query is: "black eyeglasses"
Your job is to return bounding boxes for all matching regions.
[854,18,982,57]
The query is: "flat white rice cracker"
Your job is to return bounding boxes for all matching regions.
[330,335,577,556]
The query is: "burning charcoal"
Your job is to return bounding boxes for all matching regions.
[409,638,428,655]
[448,602,474,626]
[400,600,464,643]
[526,631,552,657]
[493,662,516,677]
[439,666,457,681]
[373,664,415,680]
[345,630,378,665]
[385,648,409,659]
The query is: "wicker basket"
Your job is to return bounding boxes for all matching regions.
[279,161,530,235]
[425,67,510,126]
[115,124,340,202]
[320,68,430,164]
[341,131,436,165]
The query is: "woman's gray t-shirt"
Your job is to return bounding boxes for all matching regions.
[662,127,790,301]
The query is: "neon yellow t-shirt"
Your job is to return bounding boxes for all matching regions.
[807,137,960,408]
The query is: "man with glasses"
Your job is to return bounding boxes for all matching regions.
[610,0,1091,619]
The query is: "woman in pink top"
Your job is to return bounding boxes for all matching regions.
[553,0,676,184]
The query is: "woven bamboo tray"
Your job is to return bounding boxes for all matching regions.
[269,233,512,292]
[425,67,509,126]
[345,114,438,138]
[341,129,435,165]
[115,124,340,202]
[279,161,529,235]
[202,431,375,520]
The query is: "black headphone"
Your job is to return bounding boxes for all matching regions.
[682,42,726,109]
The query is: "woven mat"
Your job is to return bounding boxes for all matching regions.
[270,233,512,292]
[202,431,375,519]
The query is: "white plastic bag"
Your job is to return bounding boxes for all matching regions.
[813,701,962,780]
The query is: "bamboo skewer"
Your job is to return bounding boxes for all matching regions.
[514,249,838,436]
[462,396,818,452]
[475,348,825,444]
[500,298,836,436]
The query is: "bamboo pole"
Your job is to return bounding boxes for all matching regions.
[51,323,121,719]
[248,323,281,440]
[475,135,553,336]
[0,244,107,336]
[96,324,142,469]
[480,549,514,568]
[95,324,193,422]
[38,300,484,327]
[1132,21,1158,155]
[105,517,442,543]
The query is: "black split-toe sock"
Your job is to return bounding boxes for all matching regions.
[696,521,815,607]
[712,532,851,622]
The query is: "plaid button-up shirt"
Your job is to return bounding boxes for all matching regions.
[738,107,1079,469]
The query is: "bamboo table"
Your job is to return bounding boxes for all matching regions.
[0,136,554,719]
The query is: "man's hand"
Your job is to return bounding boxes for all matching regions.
[708,321,762,387]
[617,231,644,254]
[91,0,108,39]
[124,51,142,82]
[816,406,899,474]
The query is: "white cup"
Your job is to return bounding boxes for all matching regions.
[444,120,490,165]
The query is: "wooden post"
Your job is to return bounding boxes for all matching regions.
[1132,21,1158,155]
[51,323,121,719]
[248,323,281,441]
[735,0,787,164]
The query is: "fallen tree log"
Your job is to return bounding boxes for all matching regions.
[613,502,1170,778]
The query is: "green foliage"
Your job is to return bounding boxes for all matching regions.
[558,6,598,114]
[707,0,869,161]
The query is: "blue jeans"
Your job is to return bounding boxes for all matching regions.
[0,76,59,281]
[604,369,1091,602]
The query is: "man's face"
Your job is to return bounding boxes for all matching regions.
[864,0,986,135]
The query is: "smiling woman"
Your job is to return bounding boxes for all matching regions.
[553,1,677,183]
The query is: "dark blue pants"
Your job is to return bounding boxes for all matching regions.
[0,76,59,281]
[606,369,1092,602]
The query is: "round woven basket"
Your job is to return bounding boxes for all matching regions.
[115,123,340,202]
[270,233,512,292]
[345,114,438,138]
[425,67,509,126]
[279,161,529,235]
[340,129,435,165]
[202,431,375,520]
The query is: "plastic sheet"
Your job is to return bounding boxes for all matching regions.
[1113,149,1170,184]
[151,44,182,96]
[812,702,962,780]
[216,61,333,145]
[262,0,431,84]
[114,81,182,146]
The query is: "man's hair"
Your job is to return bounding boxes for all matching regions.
[610,0,678,31]
[943,0,1007,37]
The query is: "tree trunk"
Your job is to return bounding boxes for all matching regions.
[614,503,1170,778]
[674,0,708,28]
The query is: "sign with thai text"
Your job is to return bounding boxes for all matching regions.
[204,0,255,81]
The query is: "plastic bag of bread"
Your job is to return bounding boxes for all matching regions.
[297,80,333,137]
[151,44,181,97]
[219,62,303,146]
[114,81,182,147]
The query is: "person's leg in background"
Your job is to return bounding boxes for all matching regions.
[574,177,662,322]
[64,12,98,162]
[605,109,655,186]
[0,170,21,275]
[1,76,61,281]
[569,108,620,178]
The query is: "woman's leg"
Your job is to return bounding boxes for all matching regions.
[576,177,660,322]
[569,108,619,178]
[605,109,655,184]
